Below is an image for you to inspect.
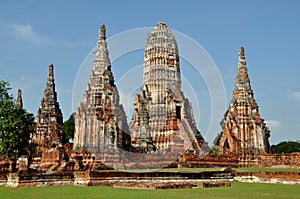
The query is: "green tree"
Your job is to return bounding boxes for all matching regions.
[0,80,34,158]
[271,141,300,154]
[210,145,220,154]
[62,113,75,143]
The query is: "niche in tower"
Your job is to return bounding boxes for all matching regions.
[223,139,230,150]
[176,106,181,119]
[167,54,174,67]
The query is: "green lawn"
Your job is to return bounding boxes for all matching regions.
[118,167,300,173]
[235,167,300,172]
[1,182,299,199]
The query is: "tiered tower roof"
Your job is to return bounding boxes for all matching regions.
[73,25,130,152]
[37,64,63,126]
[219,47,271,161]
[130,22,208,153]
[143,22,181,94]
[34,64,63,146]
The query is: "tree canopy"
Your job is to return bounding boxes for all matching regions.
[62,113,75,143]
[0,80,34,158]
[271,141,300,154]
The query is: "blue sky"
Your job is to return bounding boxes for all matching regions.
[0,0,299,145]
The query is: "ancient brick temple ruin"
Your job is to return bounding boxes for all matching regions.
[130,22,208,154]
[73,25,131,155]
[218,47,272,166]
[2,22,298,175]
[73,22,208,156]
[29,64,66,169]
[69,22,209,169]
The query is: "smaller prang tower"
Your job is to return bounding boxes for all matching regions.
[32,64,63,147]
[16,88,23,108]
[219,47,271,165]
[73,25,131,154]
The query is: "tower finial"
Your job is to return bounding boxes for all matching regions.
[238,46,246,66]
[95,24,111,68]
[236,46,249,84]
[99,25,106,40]
[157,21,166,26]
[16,88,23,108]
[239,46,245,61]
[240,46,244,53]
[48,64,54,77]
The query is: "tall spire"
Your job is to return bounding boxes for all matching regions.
[74,24,130,153]
[16,88,23,109]
[41,64,62,120]
[33,64,63,147]
[219,47,271,164]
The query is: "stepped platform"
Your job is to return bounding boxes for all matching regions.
[3,170,232,188]
[2,169,300,188]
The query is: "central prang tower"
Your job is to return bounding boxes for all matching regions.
[143,22,181,100]
[130,22,208,154]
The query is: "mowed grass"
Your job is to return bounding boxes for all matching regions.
[118,167,300,173]
[235,167,300,172]
[1,182,299,199]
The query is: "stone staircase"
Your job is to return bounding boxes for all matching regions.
[180,118,202,153]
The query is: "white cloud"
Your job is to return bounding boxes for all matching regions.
[266,120,282,129]
[0,22,90,48]
[12,24,36,40]
[289,91,300,102]
[10,23,52,46]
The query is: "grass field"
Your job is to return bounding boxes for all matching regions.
[1,182,299,199]
[117,167,300,173]
[234,167,300,172]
